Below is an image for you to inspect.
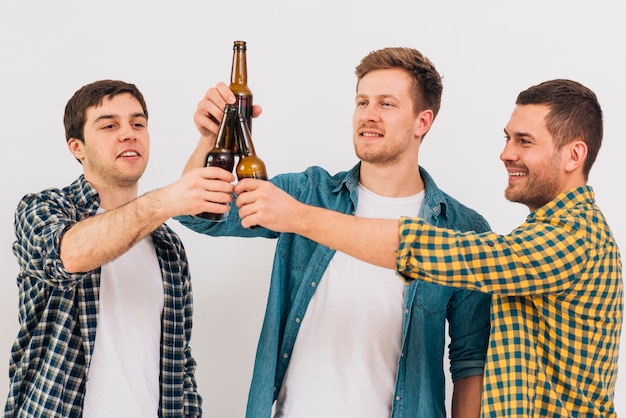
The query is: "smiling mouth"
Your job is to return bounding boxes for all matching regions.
[119,151,139,157]
[360,132,383,139]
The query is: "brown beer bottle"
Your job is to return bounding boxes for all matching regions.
[196,104,238,220]
[230,40,253,132]
[236,114,267,181]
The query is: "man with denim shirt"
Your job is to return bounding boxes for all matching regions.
[236,79,623,417]
[178,47,491,417]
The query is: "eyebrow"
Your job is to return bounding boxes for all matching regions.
[93,112,147,123]
[504,127,532,138]
[356,93,397,100]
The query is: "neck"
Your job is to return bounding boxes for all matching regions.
[86,176,139,210]
[358,160,424,197]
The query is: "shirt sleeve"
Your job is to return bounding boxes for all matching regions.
[396,216,590,296]
[12,191,90,290]
[447,289,491,381]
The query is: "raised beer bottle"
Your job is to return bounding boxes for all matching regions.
[196,104,238,220]
[235,114,267,181]
[230,40,253,132]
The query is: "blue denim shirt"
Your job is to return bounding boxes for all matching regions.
[176,163,491,418]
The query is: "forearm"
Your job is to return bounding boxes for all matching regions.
[397,218,587,295]
[452,374,482,418]
[292,204,400,269]
[60,189,171,273]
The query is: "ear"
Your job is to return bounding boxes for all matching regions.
[414,109,434,140]
[67,138,85,162]
[563,140,588,174]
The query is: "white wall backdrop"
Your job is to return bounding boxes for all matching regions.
[1,1,624,416]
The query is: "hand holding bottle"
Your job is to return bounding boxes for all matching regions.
[194,82,263,140]
[234,179,302,232]
[195,104,238,220]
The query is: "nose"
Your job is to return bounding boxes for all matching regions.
[119,123,137,141]
[359,103,379,123]
[500,140,516,163]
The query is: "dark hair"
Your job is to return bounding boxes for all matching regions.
[63,79,148,142]
[516,79,602,178]
[355,47,443,119]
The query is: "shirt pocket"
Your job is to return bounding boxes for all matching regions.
[414,280,453,315]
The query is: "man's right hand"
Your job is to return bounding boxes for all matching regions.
[194,82,263,138]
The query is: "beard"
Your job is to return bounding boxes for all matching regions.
[504,154,562,211]
[353,135,412,166]
[84,155,147,190]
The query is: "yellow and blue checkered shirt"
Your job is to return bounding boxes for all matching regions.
[397,186,623,417]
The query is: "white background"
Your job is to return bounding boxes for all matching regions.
[1,1,624,416]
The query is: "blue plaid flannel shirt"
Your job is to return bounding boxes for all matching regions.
[4,175,202,418]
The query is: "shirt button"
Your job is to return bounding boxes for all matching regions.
[283,353,289,359]
[295,317,301,323]
[395,396,401,401]
[311,282,317,287]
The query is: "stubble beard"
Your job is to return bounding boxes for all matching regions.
[504,161,562,211]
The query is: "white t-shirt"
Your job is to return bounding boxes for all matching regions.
[83,233,164,418]
[274,184,424,418]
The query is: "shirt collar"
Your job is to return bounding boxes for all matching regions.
[529,185,595,220]
[333,163,449,221]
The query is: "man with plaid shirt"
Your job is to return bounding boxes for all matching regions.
[233,79,623,417]
[4,80,228,417]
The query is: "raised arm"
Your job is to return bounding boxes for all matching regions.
[184,82,263,175]
[61,167,235,273]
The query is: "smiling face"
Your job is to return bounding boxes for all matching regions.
[501,104,566,211]
[352,68,431,167]
[68,92,149,191]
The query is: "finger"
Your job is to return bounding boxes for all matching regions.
[195,99,227,136]
[215,82,236,104]
[202,189,234,204]
[252,104,263,118]
[234,178,262,195]
[198,166,236,182]
[236,197,256,221]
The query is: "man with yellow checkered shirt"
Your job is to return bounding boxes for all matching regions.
[234,79,623,417]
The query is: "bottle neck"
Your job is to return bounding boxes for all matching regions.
[237,115,256,157]
[230,48,249,91]
[214,105,238,150]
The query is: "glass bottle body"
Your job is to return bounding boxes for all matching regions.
[235,114,267,181]
[196,104,238,221]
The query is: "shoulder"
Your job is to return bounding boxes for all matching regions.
[154,222,185,250]
[420,167,490,233]
[271,164,357,194]
[15,177,95,223]
[440,190,491,233]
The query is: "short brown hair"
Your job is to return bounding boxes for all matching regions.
[355,47,443,119]
[516,79,602,178]
[63,79,148,143]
